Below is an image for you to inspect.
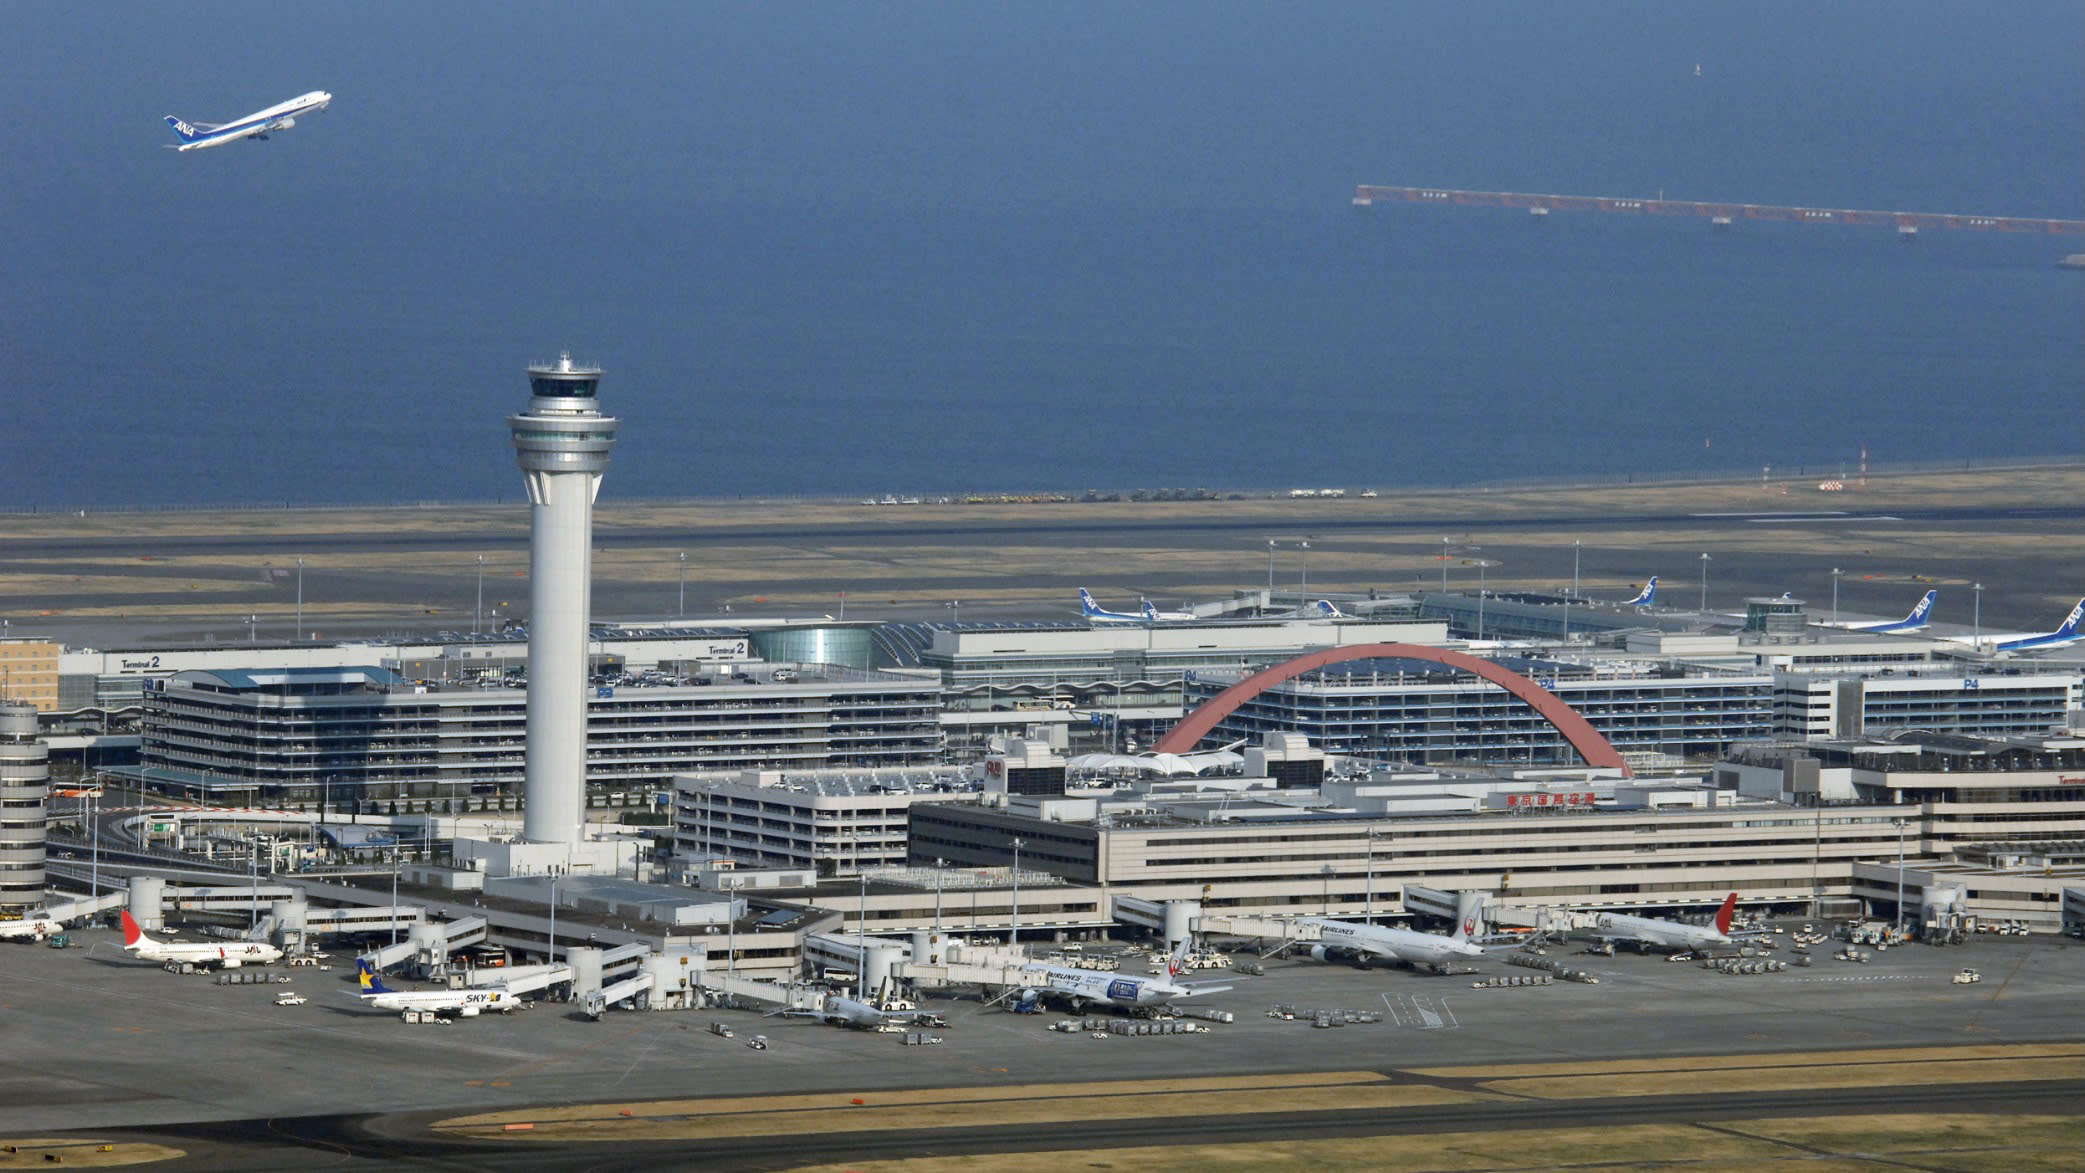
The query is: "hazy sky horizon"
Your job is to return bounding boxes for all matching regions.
[6,3,2079,506]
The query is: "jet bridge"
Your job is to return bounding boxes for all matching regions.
[357,915,487,972]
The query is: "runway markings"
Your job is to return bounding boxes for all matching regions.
[435,1072,1492,1142]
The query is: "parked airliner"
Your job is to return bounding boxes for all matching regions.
[164,90,331,151]
[1992,597,2085,654]
[1301,914,1492,973]
[350,960,518,1017]
[121,910,282,969]
[1586,893,1745,951]
[1079,588,1191,625]
[1623,577,1658,607]
[1843,590,1938,633]
[1008,940,1229,1012]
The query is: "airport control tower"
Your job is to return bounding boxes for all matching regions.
[510,354,619,848]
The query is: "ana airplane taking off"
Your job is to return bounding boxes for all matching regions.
[1009,940,1230,1012]
[1844,590,1938,633]
[1301,914,1491,973]
[1993,597,2085,654]
[1078,589,1192,625]
[0,914,69,941]
[1587,893,1743,951]
[1623,577,1658,607]
[164,90,331,151]
[351,960,518,1017]
[121,910,282,969]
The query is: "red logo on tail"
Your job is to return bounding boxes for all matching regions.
[120,910,144,946]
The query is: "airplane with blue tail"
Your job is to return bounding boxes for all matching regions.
[1079,588,1190,625]
[1844,590,1938,633]
[164,90,331,151]
[1623,577,1657,607]
[1993,597,2085,654]
[350,958,517,1017]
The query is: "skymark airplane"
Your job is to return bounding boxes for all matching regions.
[351,959,519,1017]
[164,90,331,151]
[1839,590,1938,633]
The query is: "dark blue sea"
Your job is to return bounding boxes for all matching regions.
[6,2,2079,508]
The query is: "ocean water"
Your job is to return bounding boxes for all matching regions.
[4,3,2079,508]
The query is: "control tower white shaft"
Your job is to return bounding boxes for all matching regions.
[509,353,619,847]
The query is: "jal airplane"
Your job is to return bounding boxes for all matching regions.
[1587,893,1744,951]
[350,960,518,1017]
[1009,940,1230,1012]
[121,910,283,969]
[777,992,946,1031]
[0,914,69,941]
[164,90,331,151]
[1301,914,1492,973]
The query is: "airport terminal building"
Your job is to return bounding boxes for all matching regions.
[133,664,944,807]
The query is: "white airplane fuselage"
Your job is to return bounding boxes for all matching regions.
[166,90,331,151]
[1308,919,1486,969]
[0,917,65,941]
[1590,912,1736,950]
[361,987,510,1017]
[1021,963,1189,1010]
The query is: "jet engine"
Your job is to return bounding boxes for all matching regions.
[273,117,296,130]
[459,1005,481,1017]
[1308,945,1331,962]
[1010,988,1042,1014]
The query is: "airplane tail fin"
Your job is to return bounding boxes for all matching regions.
[2054,598,2085,639]
[357,959,394,994]
[1713,893,1738,936]
[1164,937,1191,978]
[120,909,151,947]
[1313,600,1342,617]
[1142,599,1160,623]
[163,115,203,143]
[1626,576,1658,606]
[1078,588,1101,617]
[1905,590,1937,626]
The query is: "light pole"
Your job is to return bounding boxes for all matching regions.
[1477,559,1487,639]
[547,873,558,965]
[858,869,870,999]
[1972,582,1983,651]
[1440,537,1450,593]
[1266,539,1276,597]
[295,556,305,641]
[677,552,687,618]
[933,857,946,946]
[1698,552,1711,613]
[1299,539,1310,593]
[247,614,257,643]
[1008,837,1024,948]
[1831,567,1842,627]
[1564,539,1580,641]
[88,784,100,898]
[390,847,400,947]
[1364,828,1379,920]
[250,836,261,933]
[1892,817,1908,937]
[474,554,485,634]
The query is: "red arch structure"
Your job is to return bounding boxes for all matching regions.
[1154,643,1632,776]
